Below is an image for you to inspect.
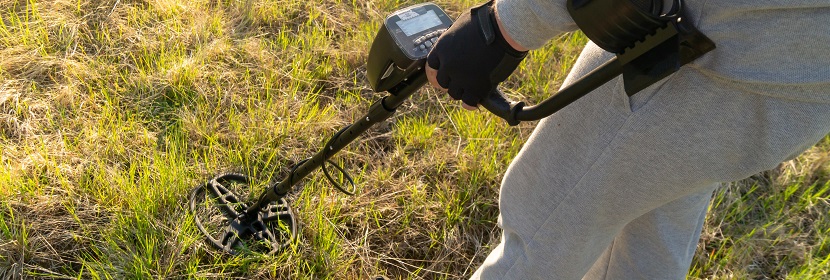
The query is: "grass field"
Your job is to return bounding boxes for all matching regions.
[1,0,829,279]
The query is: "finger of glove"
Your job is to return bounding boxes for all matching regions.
[447,86,463,101]
[461,91,482,108]
[434,67,452,89]
[426,49,441,70]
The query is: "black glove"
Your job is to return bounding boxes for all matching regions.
[427,0,527,107]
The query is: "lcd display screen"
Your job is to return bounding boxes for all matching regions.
[396,10,442,36]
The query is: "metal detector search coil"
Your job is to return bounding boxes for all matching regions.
[190,3,448,255]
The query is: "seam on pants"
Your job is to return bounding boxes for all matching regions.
[514,113,634,271]
[695,0,710,28]
[498,114,631,278]
[512,82,672,277]
[600,237,617,280]
[498,231,525,279]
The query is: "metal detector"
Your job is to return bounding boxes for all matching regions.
[189,0,714,254]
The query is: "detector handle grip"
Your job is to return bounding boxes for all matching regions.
[480,89,525,126]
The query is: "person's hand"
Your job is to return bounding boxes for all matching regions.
[426,0,528,110]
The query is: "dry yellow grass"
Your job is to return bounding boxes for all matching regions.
[1,0,828,279]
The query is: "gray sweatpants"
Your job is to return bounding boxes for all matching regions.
[470,43,830,279]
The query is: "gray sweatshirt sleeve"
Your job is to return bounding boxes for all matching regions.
[495,0,577,50]
[495,0,675,50]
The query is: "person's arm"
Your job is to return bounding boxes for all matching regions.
[496,0,675,49]
[493,4,529,52]
[494,0,577,50]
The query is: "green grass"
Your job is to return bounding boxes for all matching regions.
[1,0,829,279]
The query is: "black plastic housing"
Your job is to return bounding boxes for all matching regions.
[366,3,451,93]
[568,0,668,54]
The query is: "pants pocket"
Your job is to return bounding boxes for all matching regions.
[618,72,677,113]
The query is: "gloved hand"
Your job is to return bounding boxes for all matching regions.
[426,0,527,108]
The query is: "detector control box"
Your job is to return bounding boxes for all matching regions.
[367,3,453,93]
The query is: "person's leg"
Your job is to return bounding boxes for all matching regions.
[470,42,626,279]
[470,42,830,279]
[582,185,715,280]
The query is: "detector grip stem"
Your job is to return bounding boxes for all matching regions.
[480,57,623,126]
[480,89,524,126]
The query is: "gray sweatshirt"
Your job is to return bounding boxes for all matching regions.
[495,0,830,103]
